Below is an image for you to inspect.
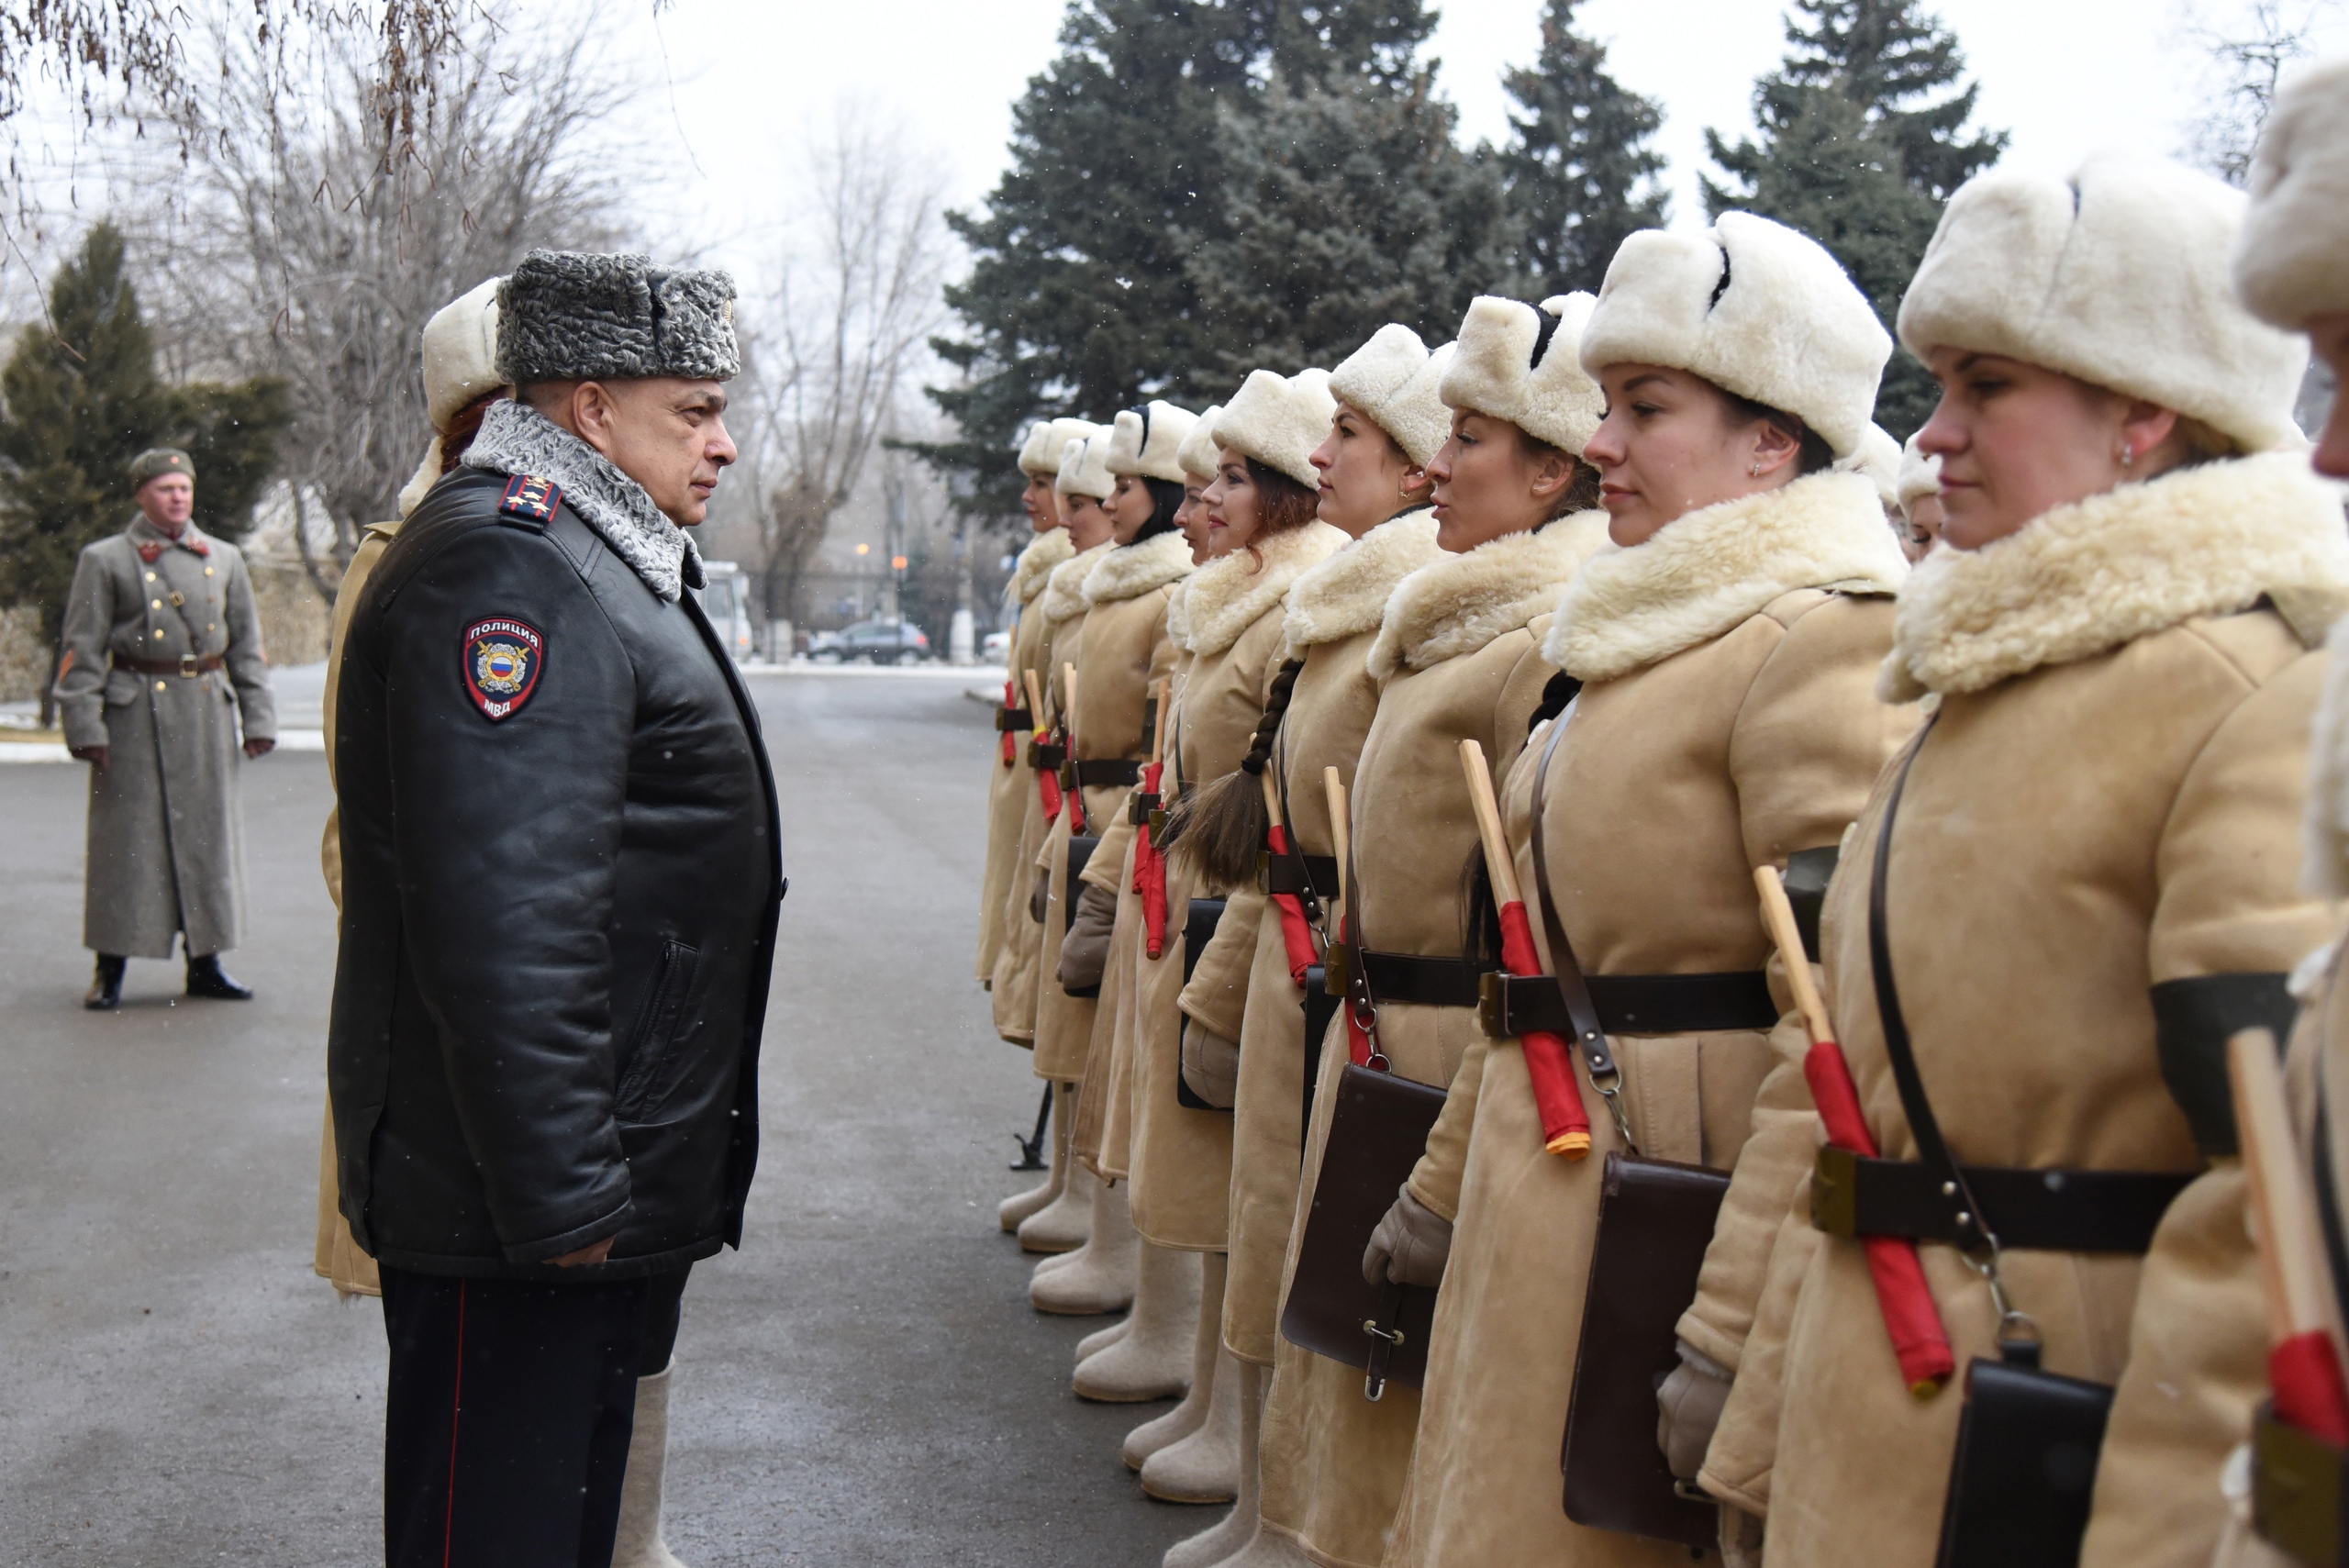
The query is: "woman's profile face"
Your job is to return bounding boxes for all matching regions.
[1901,493,1946,561]
[1918,347,2178,550]
[1174,483,1212,563]
[1423,412,1563,554]
[1202,447,1263,558]
[1582,364,1797,548]
[1063,492,1114,551]
[1021,472,1062,534]
[1107,473,1157,545]
[2310,312,2349,480]
[1308,402,1420,539]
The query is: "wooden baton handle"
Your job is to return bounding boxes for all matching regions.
[1753,865,1834,1048]
[1023,668,1047,733]
[1323,767,1349,912]
[2232,1028,2343,1350]
[1457,740,1523,907]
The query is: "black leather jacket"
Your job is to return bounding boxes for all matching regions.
[328,468,782,1280]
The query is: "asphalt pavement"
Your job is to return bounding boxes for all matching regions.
[0,667,1198,1567]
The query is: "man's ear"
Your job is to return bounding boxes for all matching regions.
[572,382,620,459]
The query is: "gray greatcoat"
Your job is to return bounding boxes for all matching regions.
[54,514,275,959]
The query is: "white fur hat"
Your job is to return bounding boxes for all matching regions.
[1838,423,1903,508]
[1897,431,1942,511]
[1177,404,1225,483]
[1023,417,1102,479]
[1330,324,1453,468]
[1055,430,1117,500]
[2238,59,2349,329]
[399,277,507,517]
[1214,368,1338,487]
[1580,213,1890,459]
[1108,401,1202,484]
[1900,151,2307,454]
[1441,294,1605,455]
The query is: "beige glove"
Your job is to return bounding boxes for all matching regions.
[1656,1340,1734,1482]
[1180,1018,1241,1108]
[1056,882,1119,991]
[1029,865,1052,924]
[1362,1184,1452,1287]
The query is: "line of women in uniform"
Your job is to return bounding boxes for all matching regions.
[970,63,2349,1568]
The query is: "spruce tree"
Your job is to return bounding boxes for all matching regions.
[1704,0,2006,437]
[1500,1,1669,295]
[0,223,290,654]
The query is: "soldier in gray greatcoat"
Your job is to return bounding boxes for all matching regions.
[54,448,277,1009]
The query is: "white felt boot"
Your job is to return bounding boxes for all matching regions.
[1001,1084,1074,1235]
[1030,1176,1138,1315]
[612,1363,687,1568]
[1073,1240,1198,1402]
[1017,1086,1091,1253]
[1029,1163,1106,1276]
[1077,1315,1132,1364]
[1122,1251,1224,1469]
[1142,1337,1241,1502]
[1162,1362,1309,1568]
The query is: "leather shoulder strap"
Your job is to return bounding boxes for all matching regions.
[1524,706,1627,1134]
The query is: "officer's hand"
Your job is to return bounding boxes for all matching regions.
[244,738,274,760]
[72,744,108,773]
[550,1237,615,1268]
[1656,1340,1735,1481]
[1363,1184,1452,1287]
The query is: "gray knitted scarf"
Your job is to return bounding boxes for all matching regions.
[463,399,700,602]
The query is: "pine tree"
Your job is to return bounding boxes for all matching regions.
[1186,74,1518,384]
[922,0,1439,512]
[0,223,290,654]
[1704,0,2006,437]
[1500,0,1669,295]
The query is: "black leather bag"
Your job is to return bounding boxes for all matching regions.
[1175,897,1230,1111]
[1279,1062,1446,1398]
[1061,833,1103,998]
[1559,1153,1731,1547]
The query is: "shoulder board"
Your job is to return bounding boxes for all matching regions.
[497,473,565,532]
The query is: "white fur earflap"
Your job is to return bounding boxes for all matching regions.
[1839,423,1903,510]
[1215,368,1338,487]
[1284,508,1444,655]
[2240,59,2349,330]
[1027,417,1102,480]
[1581,213,1890,460]
[1108,401,1202,484]
[1177,404,1225,484]
[1442,293,1605,455]
[400,277,507,518]
[1041,540,1113,625]
[1056,429,1118,500]
[1082,525,1194,606]
[2304,612,2349,898]
[1901,152,2307,455]
[1165,576,1193,649]
[1898,431,1941,512]
[1330,325,1452,469]
[1370,512,1611,680]
[1881,451,2349,701]
[397,438,446,519]
[1008,527,1075,608]
[1182,521,1348,658]
[1545,471,1907,684]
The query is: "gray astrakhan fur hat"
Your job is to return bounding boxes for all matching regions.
[496,249,740,384]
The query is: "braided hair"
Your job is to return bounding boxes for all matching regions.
[1167,656,1308,889]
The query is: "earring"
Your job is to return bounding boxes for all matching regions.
[1750,462,1763,477]
[2119,443,2134,468]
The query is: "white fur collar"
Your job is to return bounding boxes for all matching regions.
[1041,542,1113,625]
[463,400,698,602]
[1284,508,1445,655]
[1165,577,1193,648]
[1369,511,1611,681]
[1083,527,1195,606]
[1544,470,1907,684]
[1008,528,1074,607]
[1881,452,2349,702]
[1183,521,1348,658]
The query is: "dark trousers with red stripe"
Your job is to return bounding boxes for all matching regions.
[380,1265,687,1568]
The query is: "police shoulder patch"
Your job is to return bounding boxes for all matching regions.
[462,617,545,721]
[498,473,564,528]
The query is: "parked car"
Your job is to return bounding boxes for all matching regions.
[812,617,930,665]
[982,629,1011,662]
[696,560,758,663]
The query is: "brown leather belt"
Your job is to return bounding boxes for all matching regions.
[995,706,1032,731]
[117,652,224,677]
[1479,971,1779,1039]
[1259,852,1340,896]
[1028,740,1065,771]
[1063,757,1141,789]
[1810,1145,2191,1253]
[1357,950,1492,1009]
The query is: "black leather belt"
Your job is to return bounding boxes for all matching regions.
[1478,970,1778,1039]
[1028,740,1064,771]
[1259,852,1339,896]
[1063,757,1141,789]
[1128,790,1162,826]
[996,706,1032,731]
[1810,1144,2192,1253]
[1357,951,1491,1009]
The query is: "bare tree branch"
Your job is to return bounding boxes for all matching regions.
[2183,0,2340,184]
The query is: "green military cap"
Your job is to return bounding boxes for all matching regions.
[128,448,195,487]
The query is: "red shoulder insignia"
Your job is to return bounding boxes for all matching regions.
[500,474,564,526]
[186,537,210,557]
[462,617,545,721]
[135,542,165,564]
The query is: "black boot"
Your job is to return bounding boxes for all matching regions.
[84,955,125,1011]
[185,953,253,1001]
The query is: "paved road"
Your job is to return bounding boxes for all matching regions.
[0,669,1197,1567]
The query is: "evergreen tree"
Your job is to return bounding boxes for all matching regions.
[922,0,1438,512]
[1186,75,1518,384]
[1704,0,2006,436]
[1500,1,1669,295]
[0,223,290,654]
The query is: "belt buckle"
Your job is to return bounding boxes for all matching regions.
[177,652,199,678]
[1810,1144,1860,1237]
[1477,973,1508,1040]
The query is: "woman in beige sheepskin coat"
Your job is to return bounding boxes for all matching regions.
[1707,155,2346,1568]
[1385,214,1914,1568]
[1257,294,1612,1568]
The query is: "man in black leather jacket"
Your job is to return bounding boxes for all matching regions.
[328,250,782,1568]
